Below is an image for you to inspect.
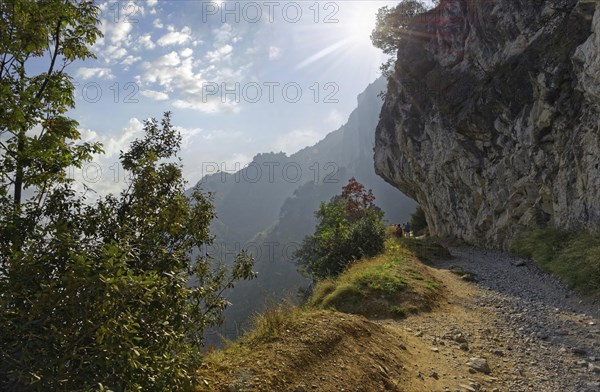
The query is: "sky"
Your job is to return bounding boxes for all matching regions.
[69,0,403,194]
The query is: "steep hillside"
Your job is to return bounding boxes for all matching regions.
[198,238,448,392]
[198,239,600,392]
[374,0,600,248]
[195,78,416,342]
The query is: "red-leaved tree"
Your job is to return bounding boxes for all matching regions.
[341,178,377,222]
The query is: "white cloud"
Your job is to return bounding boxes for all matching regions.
[272,129,325,155]
[76,67,115,80]
[180,48,193,58]
[79,128,99,142]
[212,65,247,81]
[268,46,281,60]
[74,118,145,196]
[230,153,251,168]
[213,23,240,46]
[157,26,192,46]
[75,119,254,197]
[138,34,155,50]
[198,129,243,141]
[121,55,141,66]
[181,150,252,184]
[101,117,145,157]
[141,89,169,101]
[206,44,233,63]
[93,35,105,49]
[103,45,128,61]
[175,125,201,149]
[147,0,158,6]
[325,109,345,128]
[140,55,195,90]
[102,18,133,44]
[148,59,248,113]
[134,21,255,114]
[155,51,181,67]
[80,117,143,157]
[173,98,241,114]
[199,23,240,65]
[153,18,163,29]
[140,54,237,112]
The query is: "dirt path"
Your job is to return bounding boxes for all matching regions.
[385,247,600,392]
[200,246,599,392]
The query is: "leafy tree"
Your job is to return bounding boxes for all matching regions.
[0,2,256,389]
[0,113,256,391]
[370,0,428,76]
[0,0,103,212]
[409,205,428,236]
[341,177,377,222]
[296,179,386,280]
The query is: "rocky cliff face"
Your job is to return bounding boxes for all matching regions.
[374,0,600,248]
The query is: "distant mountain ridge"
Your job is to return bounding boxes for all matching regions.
[199,77,414,244]
[192,77,416,342]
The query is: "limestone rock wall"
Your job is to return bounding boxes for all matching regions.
[374,0,600,248]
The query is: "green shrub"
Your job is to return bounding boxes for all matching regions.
[554,235,600,294]
[510,228,569,266]
[295,180,386,280]
[309,280,337,305]
[409,206,428,237]
[511,229,600,296]
[370,1,428,75]
[248,300,297,343]
[348,212,387,258]
[390,306,407,317]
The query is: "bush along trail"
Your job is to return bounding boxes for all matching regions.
[198,239,600,392]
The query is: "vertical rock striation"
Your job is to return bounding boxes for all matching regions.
[374,0,600,248]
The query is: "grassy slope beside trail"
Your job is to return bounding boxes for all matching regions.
[197,238,450,392]
[309,238,448,318]
[510,229,600,297]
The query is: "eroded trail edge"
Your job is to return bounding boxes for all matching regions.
[390,248,600,392]
[199,246,600,392]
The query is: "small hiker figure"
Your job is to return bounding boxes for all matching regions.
[404,222,411,238]
[395,224,403,238]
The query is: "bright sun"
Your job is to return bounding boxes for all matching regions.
[294,1,392,72]
[342,2,382,45]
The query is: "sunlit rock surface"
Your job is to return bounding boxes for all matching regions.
[374,0,600,248]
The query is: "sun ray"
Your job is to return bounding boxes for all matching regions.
[295,37,354,70]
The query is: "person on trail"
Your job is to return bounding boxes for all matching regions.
[404,222,411,238]
[395,224,403,238]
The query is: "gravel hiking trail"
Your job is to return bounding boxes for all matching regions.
[388,247,600,392]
